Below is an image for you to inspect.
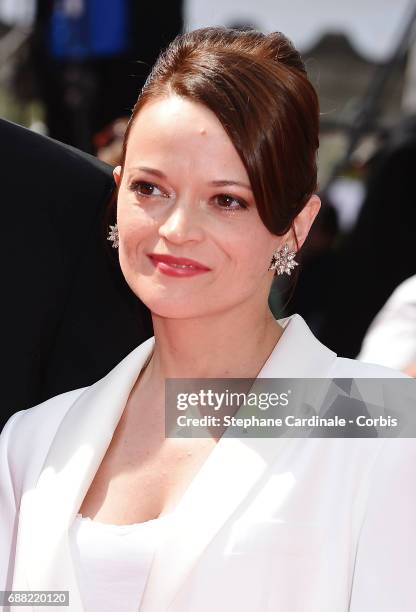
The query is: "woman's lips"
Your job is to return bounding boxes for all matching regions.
[147,254,211,277]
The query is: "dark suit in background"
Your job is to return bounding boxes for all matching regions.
[1,119,153,428]
[318,117,416,357]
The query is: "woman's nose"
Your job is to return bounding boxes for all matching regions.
[158,201,204,244]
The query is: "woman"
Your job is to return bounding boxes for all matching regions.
[1,27,415,612]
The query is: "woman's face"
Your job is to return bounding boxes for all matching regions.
[115,95,285,319]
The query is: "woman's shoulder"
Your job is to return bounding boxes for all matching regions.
[3,386,87,442]
[1,335,155,469]
[0,387,88,497]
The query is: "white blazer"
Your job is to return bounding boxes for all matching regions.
[1,314,415,612]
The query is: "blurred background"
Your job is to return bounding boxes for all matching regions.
[1,0,416,373]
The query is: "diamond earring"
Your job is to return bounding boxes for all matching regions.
[268,244,298,275]
[107,224,119,248]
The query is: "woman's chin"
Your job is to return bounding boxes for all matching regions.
[149,304,204,320]
[135,292,205,320]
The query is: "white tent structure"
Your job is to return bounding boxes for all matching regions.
[0,0,35,27]
[185,0,413,62]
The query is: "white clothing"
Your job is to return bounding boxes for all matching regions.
[0,314,414,612]
[68,514,169,612]
[358,274,416,370]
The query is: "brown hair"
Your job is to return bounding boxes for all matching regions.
[116,26,319,240]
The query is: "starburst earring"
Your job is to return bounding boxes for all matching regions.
[107,224,119,248]
[268,244,298,275]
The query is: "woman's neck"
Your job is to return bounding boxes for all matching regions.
[146,302,284,381]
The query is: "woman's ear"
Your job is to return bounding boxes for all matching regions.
[292,194,321,249]
[113,165,122,187]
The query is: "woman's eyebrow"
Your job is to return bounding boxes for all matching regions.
[129,166,166,178]
[210,179,252,191]
[129,166,252,191]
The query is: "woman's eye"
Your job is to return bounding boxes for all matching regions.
[130,181,166,198]
[214,194,248,211]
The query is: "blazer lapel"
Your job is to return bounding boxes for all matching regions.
[14,337,155,611]
[139,314,338,612]
[15,314,337,612]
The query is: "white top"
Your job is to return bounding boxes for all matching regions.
[68,513,171,612]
